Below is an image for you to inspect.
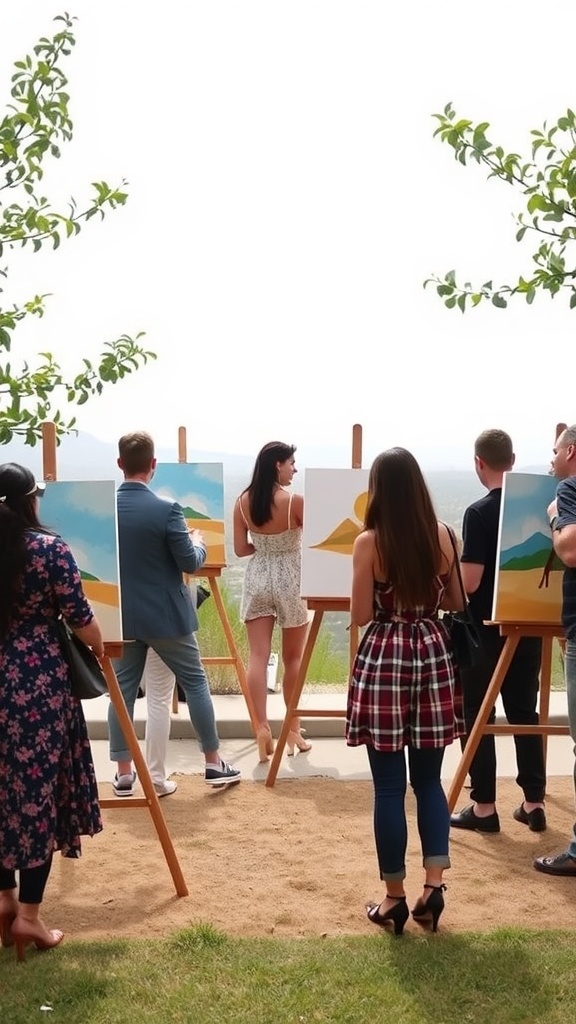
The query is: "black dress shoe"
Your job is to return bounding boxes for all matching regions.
[513,804,547,832]
[534,852,576,876]
[450,804,500,833]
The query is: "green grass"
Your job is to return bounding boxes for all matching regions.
[2,925,576,1023]
[551,639,566,689]
[197,582,349,691]
[197,584,568,694]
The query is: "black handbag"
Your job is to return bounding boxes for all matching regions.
[443,527,483,670]
[196,583,211,608]
[56,617,108,700]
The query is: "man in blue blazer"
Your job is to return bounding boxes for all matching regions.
[108,431,241,795]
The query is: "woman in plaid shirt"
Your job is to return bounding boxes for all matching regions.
[346,448,464,934]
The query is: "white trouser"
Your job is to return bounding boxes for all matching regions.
[142,647,176,785]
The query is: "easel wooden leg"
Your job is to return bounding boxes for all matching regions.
[99,658,189,898]
[447,635,520,813]
[209,576,258,733]
[539,636,553,769]
[266,610,322,788]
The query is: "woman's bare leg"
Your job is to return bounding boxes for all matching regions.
[245,616,275,727]
[281,623,308,731]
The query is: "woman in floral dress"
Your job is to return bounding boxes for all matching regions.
[0,463,104,960]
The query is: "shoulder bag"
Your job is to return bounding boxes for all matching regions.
[57,617,108,700]
[442,526,484,670]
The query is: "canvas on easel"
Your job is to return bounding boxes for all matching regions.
[41,480,123,641]
[300,468,369,599]
[40,422,188,897]
[448,427,570,815]
[149,427,258,731]
[492,472,563,624]
[266,427,365,786]
[150,462,226,568]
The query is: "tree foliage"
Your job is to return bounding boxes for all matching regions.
[0,12,155,444]
[425,101,576,313]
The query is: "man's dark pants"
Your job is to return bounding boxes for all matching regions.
[460,626,546,804]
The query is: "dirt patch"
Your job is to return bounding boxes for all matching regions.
[44,775,576,940]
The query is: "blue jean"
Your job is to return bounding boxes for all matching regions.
[564,639,576,858]
[366,745,451,881]
[108,635,220,761]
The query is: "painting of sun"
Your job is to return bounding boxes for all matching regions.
[301,468,369,599]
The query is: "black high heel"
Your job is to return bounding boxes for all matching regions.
[411,884,446,933]
[366,896,409,936]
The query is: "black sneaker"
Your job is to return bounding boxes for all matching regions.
[205,760,241,787]
[450,804,500,833]
[112,771,137,797]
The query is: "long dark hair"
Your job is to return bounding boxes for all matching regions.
[243,441,296,527]
[364,447,441,609]
[0,485,48,639]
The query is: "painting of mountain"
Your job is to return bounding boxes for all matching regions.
[150,463,226,568]
[493,473,563,624]
[500,532,564,572]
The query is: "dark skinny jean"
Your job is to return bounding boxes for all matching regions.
[367,745,450,881]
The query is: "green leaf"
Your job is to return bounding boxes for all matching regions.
[491,294,508,308]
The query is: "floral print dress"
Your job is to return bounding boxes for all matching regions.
[0,531,103,870]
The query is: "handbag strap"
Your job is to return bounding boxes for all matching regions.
[443,523,468,608]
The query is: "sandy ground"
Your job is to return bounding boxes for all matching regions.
[35,774,576,942]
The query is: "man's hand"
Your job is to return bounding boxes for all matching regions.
[190,528,205,547]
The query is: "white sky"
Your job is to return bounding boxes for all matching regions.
[1,2,575,471]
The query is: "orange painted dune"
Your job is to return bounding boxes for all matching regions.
[83,579,119,608]
[493,568,563,624]
[186,518,226,567]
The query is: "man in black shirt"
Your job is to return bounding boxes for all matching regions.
[535,424,576,874]
[451,429,546,834]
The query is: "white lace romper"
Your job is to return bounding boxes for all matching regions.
[239,491,310,628]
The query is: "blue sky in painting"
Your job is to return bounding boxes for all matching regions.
[499,472,558,551]
[151,463,224,519]
[41,480,119,583]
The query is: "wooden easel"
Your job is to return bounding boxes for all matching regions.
[449,420,570,811]
[169,427,257,731]
[266,424,363,787]
[447,622,569,812]
[41,422,188,897]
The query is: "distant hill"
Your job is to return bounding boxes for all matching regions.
[181,505,210,521]
[501,531,563,571]
[0,431,255,485]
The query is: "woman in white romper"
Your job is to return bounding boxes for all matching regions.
[233,442,310,762]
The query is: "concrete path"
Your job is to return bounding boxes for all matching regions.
[85,690,575,788]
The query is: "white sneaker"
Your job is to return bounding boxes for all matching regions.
[153,779,178,797]
[112,771,137,797]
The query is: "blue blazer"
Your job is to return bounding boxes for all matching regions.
[117,481,206,639]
